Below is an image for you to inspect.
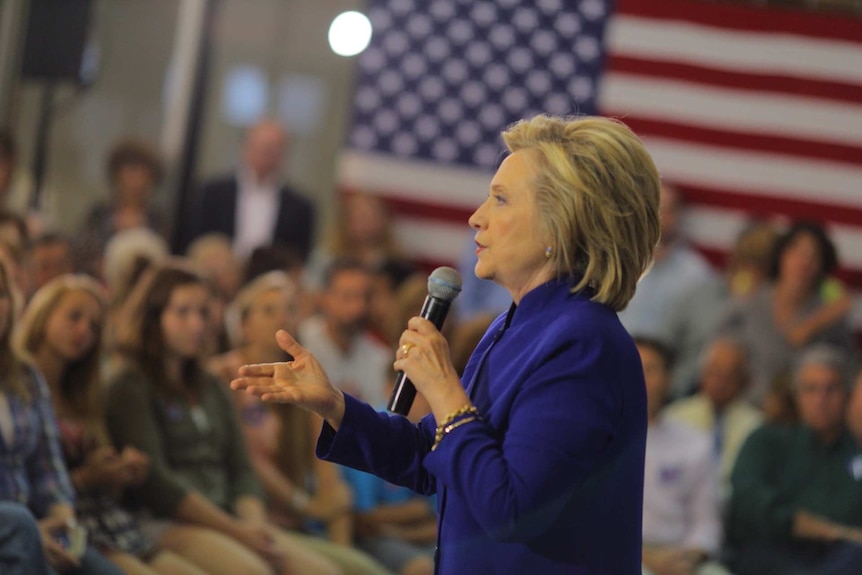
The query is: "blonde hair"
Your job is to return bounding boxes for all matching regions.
[224,270,297,348]
[15,274,107,441]
[501,115,661,311]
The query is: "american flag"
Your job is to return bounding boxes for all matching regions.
[336,0,862,316]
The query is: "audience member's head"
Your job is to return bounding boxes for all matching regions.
[186,233,241,301]
[326,192,401,264]
[793,345,849,441]
[321,258,374,340]
[768,221,838,294]
[244,243,303,285]
[15,274,106,438]
[116,261,210,395]
[635,336,674,420]
[243,119,288,181]
[698,337,751,410]
[225,270,299,354]
[106,138,163,205]
[727,220,781,297]
[25,233,74,297]
[102,227,169,303]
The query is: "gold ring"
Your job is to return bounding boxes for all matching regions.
[400,343,413,358]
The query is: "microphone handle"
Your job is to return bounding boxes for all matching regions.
[387,295,451,415]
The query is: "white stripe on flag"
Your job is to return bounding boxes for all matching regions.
[607,15,862,85]
[642,137,862,208]
[601,74,862,147]
[393,216,469,264]
[339,151,492,208]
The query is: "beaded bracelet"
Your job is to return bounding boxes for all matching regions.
[432,405,481,451]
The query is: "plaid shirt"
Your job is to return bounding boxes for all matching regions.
[0,366,74,517]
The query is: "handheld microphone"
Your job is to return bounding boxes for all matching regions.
[387,266,462,416]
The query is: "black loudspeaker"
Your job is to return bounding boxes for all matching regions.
[21,0,93,82]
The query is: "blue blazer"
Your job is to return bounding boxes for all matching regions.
[318,279,646,574]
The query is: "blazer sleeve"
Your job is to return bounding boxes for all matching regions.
[317,394,437,496]
[422,334,624,543]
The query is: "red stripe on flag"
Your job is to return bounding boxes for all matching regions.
[615,116,862,166]
[616,0,862,44]
[607,56,862,107]
[679,184,862,228]
[341,186,476,225]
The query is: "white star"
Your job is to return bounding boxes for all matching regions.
[544,93,572,116]
[406,14,433,39]
[471,2,498,27]
[425,37,451,63]
[575,36,600,62]
[569,77,594,101]
[442,59,469,86]
[549,53,576,79]
[356,86,381,113]
[555,12,582,38]
[430,0,456,22]
[419,77,445,103]
[502,87,529,113]
[507,47,534,74]
[379,70,404,96]
[537,0,563,15]
[513,7,539,33]
[455,121,483,146]
[392,132,418,156]
[475,144,501,168]
[530,30,558,56]
[479,104,505,130]
[351,126,377,150]
[396,93,422,119]
[525,70,552,97]
[416,115,441,142]
[483,64,511,91]
[374,109,400,135]
[401,53,428,80]
[438,98,464,125]
[359,47,386,74]
[449,19,474,46]
[581,0,607,21]
[433,138,460,162]
[460,81,487,107]
[489,23,516,50]
[465,41,493,68]
[383,31,410,57]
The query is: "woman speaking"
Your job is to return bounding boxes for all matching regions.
[233,115,661,574]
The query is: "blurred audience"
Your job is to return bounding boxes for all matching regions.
[369,259,415,346]
[76,139,168,278]
[305,192,403,292]
[299,259,390,407]
[210,272,390,574]
[0,501,56,575]
[666,337,762,503]
[185,119,315,261]
[618,183,713,341]
[25,233,74,299]
[636,337,726,575]
[662,220,780,398]
[0,262,122,575]
[726,345,862,574]
[717,221,856,405]
[16,274,205,575]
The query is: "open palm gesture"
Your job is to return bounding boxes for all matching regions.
[230,330,346,427]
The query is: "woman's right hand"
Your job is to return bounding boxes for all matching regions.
[231,330,346,429]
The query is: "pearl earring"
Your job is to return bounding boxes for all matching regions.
[544,246,553,259]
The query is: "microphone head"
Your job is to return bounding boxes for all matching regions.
[427,267,462,302]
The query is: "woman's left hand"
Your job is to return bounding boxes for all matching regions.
[393,317,469,417]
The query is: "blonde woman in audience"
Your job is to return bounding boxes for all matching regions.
[15,274,206,575]
[0,263,122,575]
[305,193,404,292]
[209,271,392,575]
[105,262,342,575]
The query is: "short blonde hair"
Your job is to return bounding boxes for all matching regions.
[502,115,661,311]
[224,270,296,347]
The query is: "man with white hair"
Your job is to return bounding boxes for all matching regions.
[727,345,862,574]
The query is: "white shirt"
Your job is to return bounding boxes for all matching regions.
[233,169,279,259]
[299,316,391,407]
[642,416,721,554]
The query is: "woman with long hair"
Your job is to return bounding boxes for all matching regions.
[16,274,206,575]
[210,271,391,575]
[104,261,351,575]
[0,263,121,574]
